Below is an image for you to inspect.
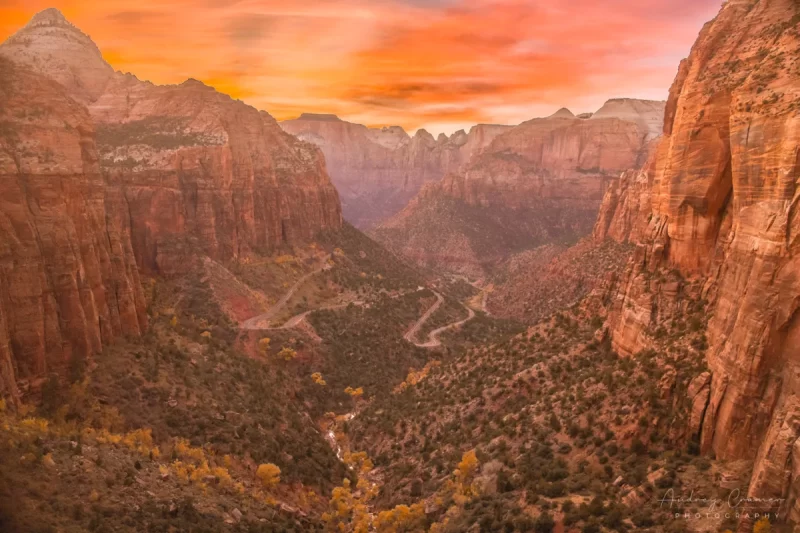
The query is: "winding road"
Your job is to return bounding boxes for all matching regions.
[240,259,331,330]
[238,261,488,350]
[403,291,444,345]
[403,288,485,349]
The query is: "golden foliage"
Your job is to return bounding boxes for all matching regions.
[754,517,771,533]
[258,337,271,355]
[394,361,440,393]
[312,372,327,386]
[174,438,206,462]
[343,451,373,474]
[322,478,372,533]
[278,347,297,361]
[344,386,364,398]
[20,418,49,433]
[256,463,281,488]
[275,255,297,265]
[374,503,426,533]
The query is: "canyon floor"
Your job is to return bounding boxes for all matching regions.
[0,224,754,533]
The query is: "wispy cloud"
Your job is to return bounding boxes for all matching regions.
[0,0,722,134]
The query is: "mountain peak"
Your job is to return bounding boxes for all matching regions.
[1,8,113,103]
[591,98,666,140]
[550,107,575,119]
[27,7,69,26]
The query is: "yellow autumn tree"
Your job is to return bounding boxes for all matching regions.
[452,449,480,503]
[374,503,426,533]
[322,478,372,533]
[258,337,271,355]
[343,451,373,474]
[345,386,364,398]
[754,517,772,533]
[278,347,297,361]
[256,463,281,488]
[312,372,327,386]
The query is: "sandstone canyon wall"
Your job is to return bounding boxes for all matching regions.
[593,0,800,525]
[281,114,511,228]
[0,9,342,402]
[374,102,664,276]
[0,58,147,400]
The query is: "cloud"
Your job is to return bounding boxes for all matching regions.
[0,0,723,134]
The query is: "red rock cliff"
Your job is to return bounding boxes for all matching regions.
[442,102,663,210]
[373,102,663,275]
[0,58,147,400]
[280,114,511,228]
[595,0,800,525]
[0,10,343,401]
[0,9,342,277]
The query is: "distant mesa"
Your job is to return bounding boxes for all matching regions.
[591,98,666,140]
[550,107,575,118]
[577,112,593,119]
[296,113,343,122]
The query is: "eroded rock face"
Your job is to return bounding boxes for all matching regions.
[594,0,800,524]
[374,100,664,275]
[0,10,342,278]
[91,77,342,274]
[0,8,114,104]
[0,10,343,400]
[280,114,511,228]
[0,59,147,400]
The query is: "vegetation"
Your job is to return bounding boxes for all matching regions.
[0,224,739,532]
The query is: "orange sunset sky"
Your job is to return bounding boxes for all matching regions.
[0,0,722,135]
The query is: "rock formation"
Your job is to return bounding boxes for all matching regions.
[0,10,342,402]
[281,114,512,228]
[0,58,147,400]
[374,99,664,275]
[593,0,800,526]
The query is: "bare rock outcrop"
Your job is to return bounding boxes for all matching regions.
[0,10,343,401]
[280,114,511,228]
[0,10,342,277]
[374,100,664,275]
[0,58,147,400]
[594,0,800,526]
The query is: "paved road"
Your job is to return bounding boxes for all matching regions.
[403,291,444,345]
[414,305,476,348]
[240,258,330,330]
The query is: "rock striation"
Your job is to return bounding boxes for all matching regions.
[0,58,147,399]
[373,100,664,275]
[593,0,800,526]
[0,10,342,402]
[281,114,512,228]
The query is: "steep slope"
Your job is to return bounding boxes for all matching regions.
[593,0,800,526]
[0,58,147,401]
[0,10,342,277]
[91,78,342,275]
[374,100,664,276]
[0,10,342,401]
[0,8,114,103]
[281,114,511,228]
[591,98,666,141]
